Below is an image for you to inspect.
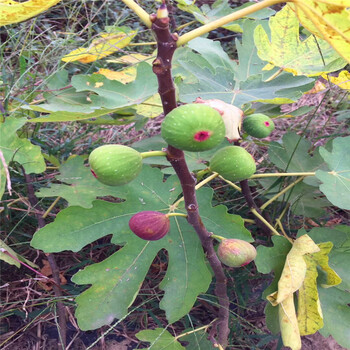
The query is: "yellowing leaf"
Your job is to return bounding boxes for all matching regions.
[267,235,320,306]
[0,0,62,26]
[279,295,302,350]
[297,254,324,336]
[254,5,346,76]
[305,81,326,94]
[313,242,342,288]
[136,94,163,118]
[290,1,350,63]
[62,31,137,63]
[298,241,341,335]
[322,70,350,90]
[95,67,137,84]
[107,53,154,65]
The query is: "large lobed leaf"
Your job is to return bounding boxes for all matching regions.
[25,63,158,122]
[316,136,350,210]
[31,166,251,330]
[254,5,346,76]
[175,35,314,107]
[268,132,325,173]
[72,62,157,109]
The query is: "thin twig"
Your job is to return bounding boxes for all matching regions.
[24,172,67,349]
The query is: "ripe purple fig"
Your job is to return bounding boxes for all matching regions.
[129,211,170,241]
[217,239,257,267]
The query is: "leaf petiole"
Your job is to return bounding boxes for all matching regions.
[141,150,167,159]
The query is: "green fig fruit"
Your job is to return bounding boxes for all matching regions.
[161,103,225,152]
[209,146,256,182]
[89,144,142,186]
[243,114,275,138]
[129,211,170,241]
[217,239,257,267]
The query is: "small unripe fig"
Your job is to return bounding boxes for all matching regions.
[161,104,225,152]
[209,146,256,182]
[243,114,275,138]
[129,211,170,241]
[217,239,257,267]
[89,144,142,186]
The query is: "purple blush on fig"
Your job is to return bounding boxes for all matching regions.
[129,211,170,241]
[217,239,257,267]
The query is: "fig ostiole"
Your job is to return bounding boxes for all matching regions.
[209,146,256,182]
[217,238,257,267]
[243,114,275,138]
[129,211,170,241]
[195,97,243,142]
[89,144,142,186]
[161,103,226,152]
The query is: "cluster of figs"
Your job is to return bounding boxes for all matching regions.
[89,99,275,267]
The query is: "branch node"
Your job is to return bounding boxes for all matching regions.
[150,13,157,22]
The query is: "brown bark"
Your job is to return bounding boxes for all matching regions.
[150,8,230,348]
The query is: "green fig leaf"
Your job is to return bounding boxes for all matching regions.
[255,236,293,333]
[318,287,350,348]
[234,19,271,82]
[180,329,216,349]
[177,187,252,242]
[259,179,329,217]
[255,236,292,296]
[36,156,129,208]
[32,166,249,329]
[72,62,157,109]
[0,239,38,269]
[268,132,325,173]
[177,51,314,107]
[0,118,46,199]
[315,136,350,210]
[24,63,157,121]
[136,328,185,350]
[0,239,21,268]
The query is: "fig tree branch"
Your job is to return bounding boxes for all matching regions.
[150,7,230,349]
